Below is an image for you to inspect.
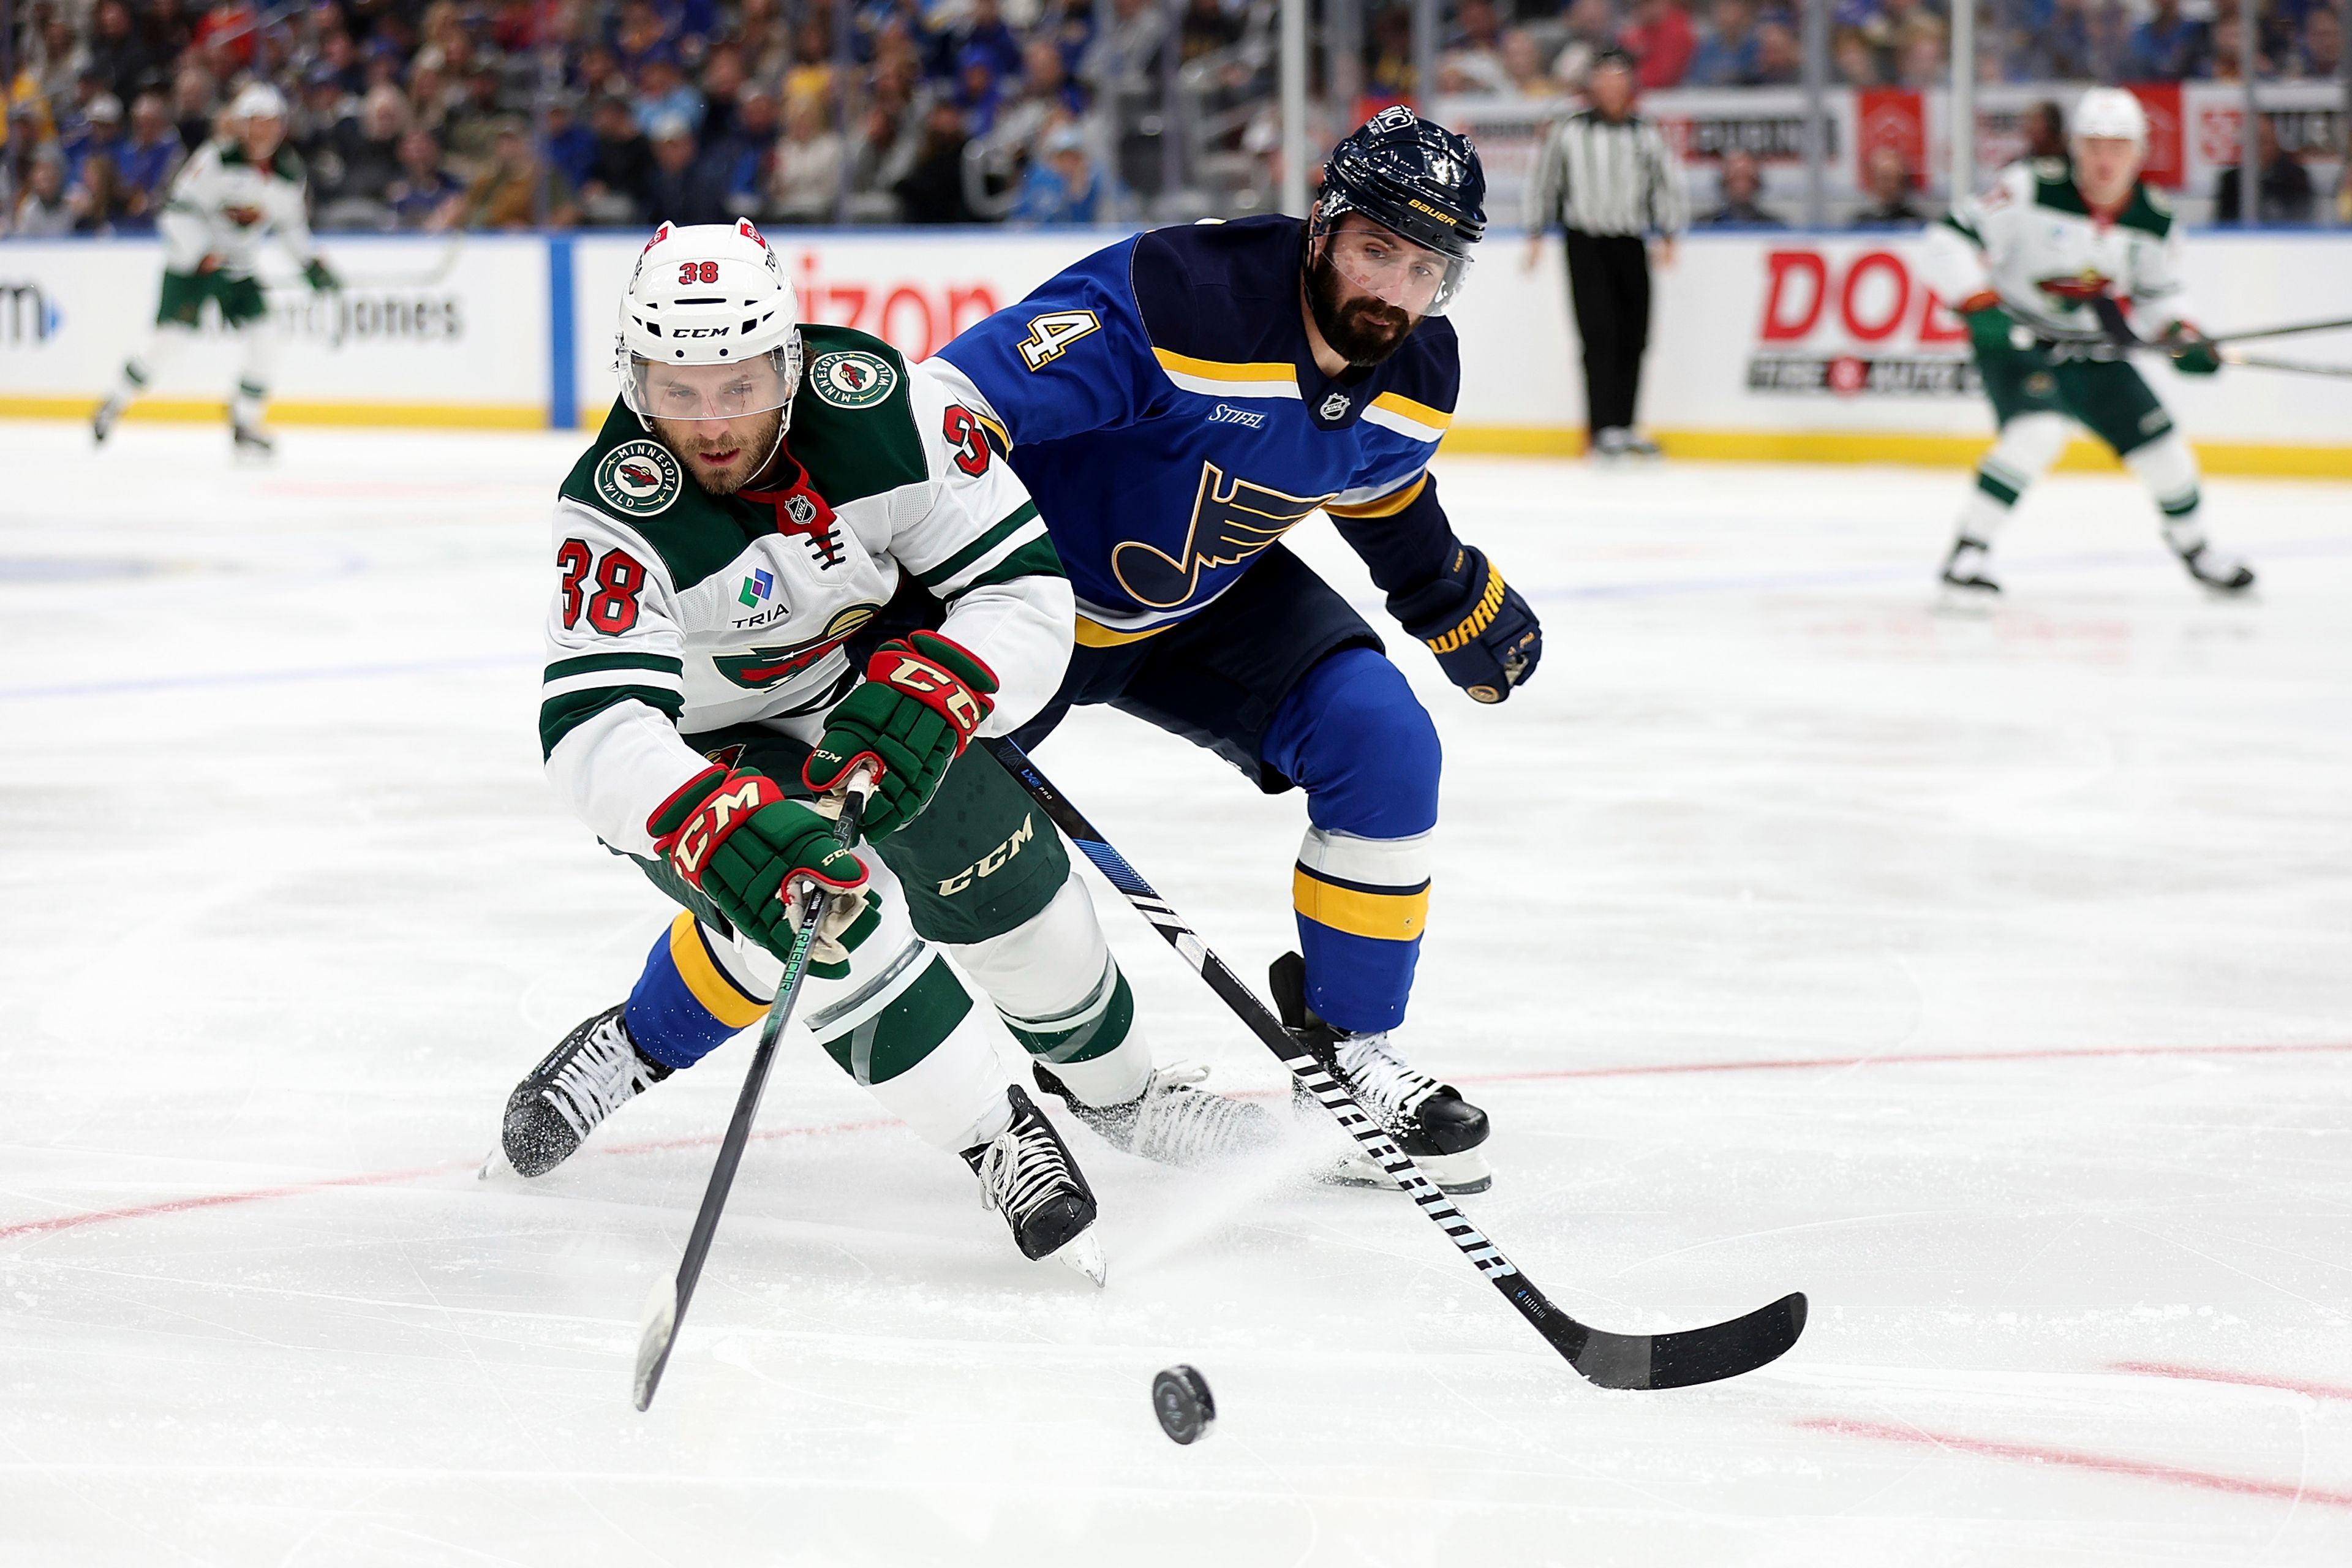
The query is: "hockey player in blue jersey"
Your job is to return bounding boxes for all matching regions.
[916,108,1541,1193]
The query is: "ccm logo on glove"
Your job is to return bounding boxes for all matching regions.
[654,766,783,886]
[878,650,989,736]
[803,630,1000,839]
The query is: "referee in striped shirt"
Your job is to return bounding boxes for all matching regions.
[1523,48,1689,457]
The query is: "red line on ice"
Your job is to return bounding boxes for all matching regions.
[3,1040,2343,1245]
[1797,1415,2352,1512]
[2116,1361,2352,1404]
[1455,1038,2352,1085]
[0,1117,894,1244]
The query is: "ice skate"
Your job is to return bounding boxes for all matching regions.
[1939,536,2000,598]
[91,396,123,447]
[231,421,276,460]
[1033,1060,1281,1167]
[1269,952,1492,1195]
[963,1084,1104,1284]
[500,1005,673,1177]
[2176,541,2255,595]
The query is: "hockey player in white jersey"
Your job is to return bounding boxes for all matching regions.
[500,220,1275,1275]
[91,83,340,456]
[1921,87,2253,597]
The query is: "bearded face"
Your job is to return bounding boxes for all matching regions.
[653,404,786,496]
[1305,240,1420,369]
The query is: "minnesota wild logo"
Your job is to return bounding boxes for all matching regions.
[594,439,680,517]
[809,350,898,409]
[712,602,880,688]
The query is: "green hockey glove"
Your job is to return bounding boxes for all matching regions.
[303,258,341,292]
[650,766,867,960]
[804,630,997,838]
[2162,327,2222,375]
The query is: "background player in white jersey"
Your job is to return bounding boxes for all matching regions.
[500,220,1274,1276]
[1920,87,2253,598]
[90,83,340,457]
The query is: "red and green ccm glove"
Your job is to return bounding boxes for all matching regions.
[649,766,867,959]
[803,630,997,837]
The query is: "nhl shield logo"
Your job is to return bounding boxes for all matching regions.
[1319,391,1352,421]
[594,439,681,517]
[784,492,818,527]
[810,350,899,409]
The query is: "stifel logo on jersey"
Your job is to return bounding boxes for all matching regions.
[1110,461,1336,610]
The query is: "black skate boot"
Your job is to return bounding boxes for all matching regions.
[91,396,123,447]
[500,1005,673,1177]
[232,422,276,459]
[1033,1061,1281,1167]
[962,1084,1104,1284]
[1940,535,2000,596]
[2176,540,2255,595]
[1270,951,1492,1194]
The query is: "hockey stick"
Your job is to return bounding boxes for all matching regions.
[2208,315,2352,347]
[266,237,465,294]
[633,771,875,1412]
[2218,350,2352,379]
[979,736,1807,1391]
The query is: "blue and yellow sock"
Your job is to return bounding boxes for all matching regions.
[623,912,770,1070]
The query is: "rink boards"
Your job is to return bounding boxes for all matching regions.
[0,227,2346,472]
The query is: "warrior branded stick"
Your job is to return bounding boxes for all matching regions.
[981,737,1806,1391]
[633,772,873,1411]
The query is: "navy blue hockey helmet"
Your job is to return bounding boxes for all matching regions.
[1312,105,1487,315]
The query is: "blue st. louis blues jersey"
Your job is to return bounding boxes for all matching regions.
[932,215,1459,647]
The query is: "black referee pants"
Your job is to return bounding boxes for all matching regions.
[1562,228,1651,438]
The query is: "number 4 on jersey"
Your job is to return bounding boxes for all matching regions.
[1017,310,1101,371]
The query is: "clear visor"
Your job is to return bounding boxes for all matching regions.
[622,347,797,422]
[1321,225,1471,317]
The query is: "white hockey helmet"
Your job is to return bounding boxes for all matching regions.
[616,217,803,427]
[230,81,288,122]
[2071,87,2147,149]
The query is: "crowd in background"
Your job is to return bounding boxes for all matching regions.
[2,0,2345,237]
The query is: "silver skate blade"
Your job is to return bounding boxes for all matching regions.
[477,1146,513,1182]
[631,1273,680,1411]
[1053,1230,1107,1289]
[1317,1147,1494,1196]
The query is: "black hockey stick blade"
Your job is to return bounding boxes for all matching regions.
[980,736,1807,1390]
[632,776,872,1411]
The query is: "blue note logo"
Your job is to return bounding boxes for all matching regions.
[1110,461,1335,610]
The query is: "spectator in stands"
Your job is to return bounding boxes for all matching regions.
[1700,149,1783,226]
[1009,118,1104,223]
[1181,0,1247,64]
[387,126,466,229]
[172,62,219,155]
[407,63,455,135]
[1896,28,1947,85]
[15,147,75,235]
[1081,0,1172,98]
[64,92,125,187]
[699,44,748,151]
[1851,144,1928,228]
[1833,25,1880,84]
[2127,0,2209,80]
[785,17,838,111]
[957,44,1007,136]
[645,110,731,224]
[850,73,924,214]
[543,98,600,193]
[1620,0,1698,88]
[70,150,135,233]
[2201,11,2274,78]
[1687,0,1764,85]
[636,54,706,138]
[1367,6,1419,99]
[954,0,1028,82]
[2017,0,2096,81]
[1755,20,1803,82]
[2022,100,2066,160]
[988,37,1085,160]
[114,92,183,228]
[444,67,510,173]
[706,87,781,210]
[314,83,409,224]
[87,1,159,105]
[1503,28,1566,97]
[2296,5,2340,77]
[771,93,846,222]
[458,119,579,230]
[1551,0,1616,91]
[583,94,657,224]
[2213,115,2315,222]
[894,101,978,222]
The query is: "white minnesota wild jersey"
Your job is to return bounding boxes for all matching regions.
[157,138,318,278]
[541,325,1071,859]
[1921,159,2192,341]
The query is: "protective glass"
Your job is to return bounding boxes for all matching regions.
[622,347,797,422]
[1319,224,1471,317]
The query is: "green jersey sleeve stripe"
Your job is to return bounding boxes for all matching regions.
[1939,213,1983,246]
[540,684,684,759]
[944,535,1066,597]
[545,650,685,680]
[912,501,1041,588]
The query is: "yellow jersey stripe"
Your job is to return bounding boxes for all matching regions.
[666,911,769,1029]
[1370,391,1454,431]
[1152,347,1300,385]
[1074,616,1178,649]
[1325,472,1430,519]
[1292,866,1430,943]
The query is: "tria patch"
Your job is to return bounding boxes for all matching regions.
[809,350,899,409]
[594,439,682,517]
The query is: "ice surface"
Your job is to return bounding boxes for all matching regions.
[3,423,2350,1566]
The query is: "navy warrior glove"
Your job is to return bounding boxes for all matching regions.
[1389,543,1541,704]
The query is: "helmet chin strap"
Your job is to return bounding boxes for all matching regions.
[744,392,794,487]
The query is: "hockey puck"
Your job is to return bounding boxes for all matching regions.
[1152,1365,1215,1444]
